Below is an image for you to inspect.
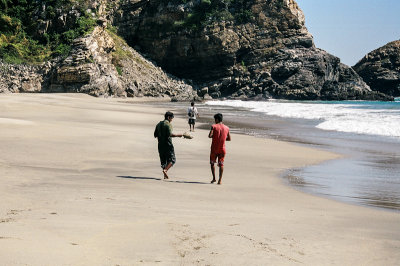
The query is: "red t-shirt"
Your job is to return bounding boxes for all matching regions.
[211,123,229,154]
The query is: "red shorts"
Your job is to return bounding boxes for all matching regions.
[210,152,225,166]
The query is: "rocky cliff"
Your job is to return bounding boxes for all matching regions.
[0,0,393,101]
[353,40,400,97]
[0,25,195,100]
[0,0,196,100]
[114,0,391,100]
[48,25,195,100]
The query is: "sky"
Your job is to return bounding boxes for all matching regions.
[295,0,400,66]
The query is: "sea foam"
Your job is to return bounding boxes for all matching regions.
[205,100,400,138]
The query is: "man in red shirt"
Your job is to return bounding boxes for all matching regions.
[208,113,231,185]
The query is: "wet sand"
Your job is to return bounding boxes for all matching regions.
[0,94,399,265]
[181,102,400,211]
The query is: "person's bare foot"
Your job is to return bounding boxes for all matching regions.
[211,179,216,183]
[162,169,169,179]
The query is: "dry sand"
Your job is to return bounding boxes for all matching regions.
[0,94,399,265]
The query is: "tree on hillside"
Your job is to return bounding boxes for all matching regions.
[1,0,10,10]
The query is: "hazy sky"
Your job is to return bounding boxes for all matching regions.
[295,0,400,66]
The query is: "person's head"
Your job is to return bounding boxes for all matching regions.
[165,111,174,121]
[214,113,223,123]
[191,101,195,107]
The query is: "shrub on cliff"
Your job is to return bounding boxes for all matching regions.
[0,0,96,64]
[171,0,254,31]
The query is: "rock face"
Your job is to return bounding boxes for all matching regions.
[49,25,195,100]
[0,0,196,100]
[353,40,400,97]
[0,0,394,101]
[0,25,196,100]
[115,0,391,100]
[0,61,50,94]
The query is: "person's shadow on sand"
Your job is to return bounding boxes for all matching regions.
[117,176,161,181]
[117,176,208,184]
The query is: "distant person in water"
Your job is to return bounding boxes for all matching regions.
[187,101,199,132]
[209,113,231,185]
[154,111,183,179]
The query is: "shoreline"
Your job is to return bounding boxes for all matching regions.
[0,94,399,265]
[170,105,347,194]
[164,100,400,212]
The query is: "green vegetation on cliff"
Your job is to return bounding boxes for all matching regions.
[171,0,254,30]
[0,0,96,64]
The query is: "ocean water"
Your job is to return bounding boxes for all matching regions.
[202,99,400,211]
[205,99,400,138]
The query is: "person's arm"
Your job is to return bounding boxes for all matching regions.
[226,131,231,141]
[154,125,158,138]
[167,123,182,138]
[208,126,214,138]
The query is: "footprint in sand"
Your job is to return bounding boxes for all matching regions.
[170,223,210,262]
[0,218,14,223]
[282,236,305,256]
[1,209,29,223]
[235,234,303,263]
[7,209,30,215]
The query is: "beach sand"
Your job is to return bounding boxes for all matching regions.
[0,94,399,265]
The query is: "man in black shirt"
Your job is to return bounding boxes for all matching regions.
[154,111,183,179]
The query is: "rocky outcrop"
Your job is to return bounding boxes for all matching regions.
[0,0,197,100]
[0,61,50,94]
[47,25,124,96]
[353,40,400,97]
[0,25,196,100]
[0,0,394,101]
[115,0,391,100]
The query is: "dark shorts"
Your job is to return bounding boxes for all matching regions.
[158,146,176,169]
[188,118,195,125]
[210,152,225,167]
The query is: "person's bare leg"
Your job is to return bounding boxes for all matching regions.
[163,162,173,179]
[210,164,216,183]
[217,165,224,185]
